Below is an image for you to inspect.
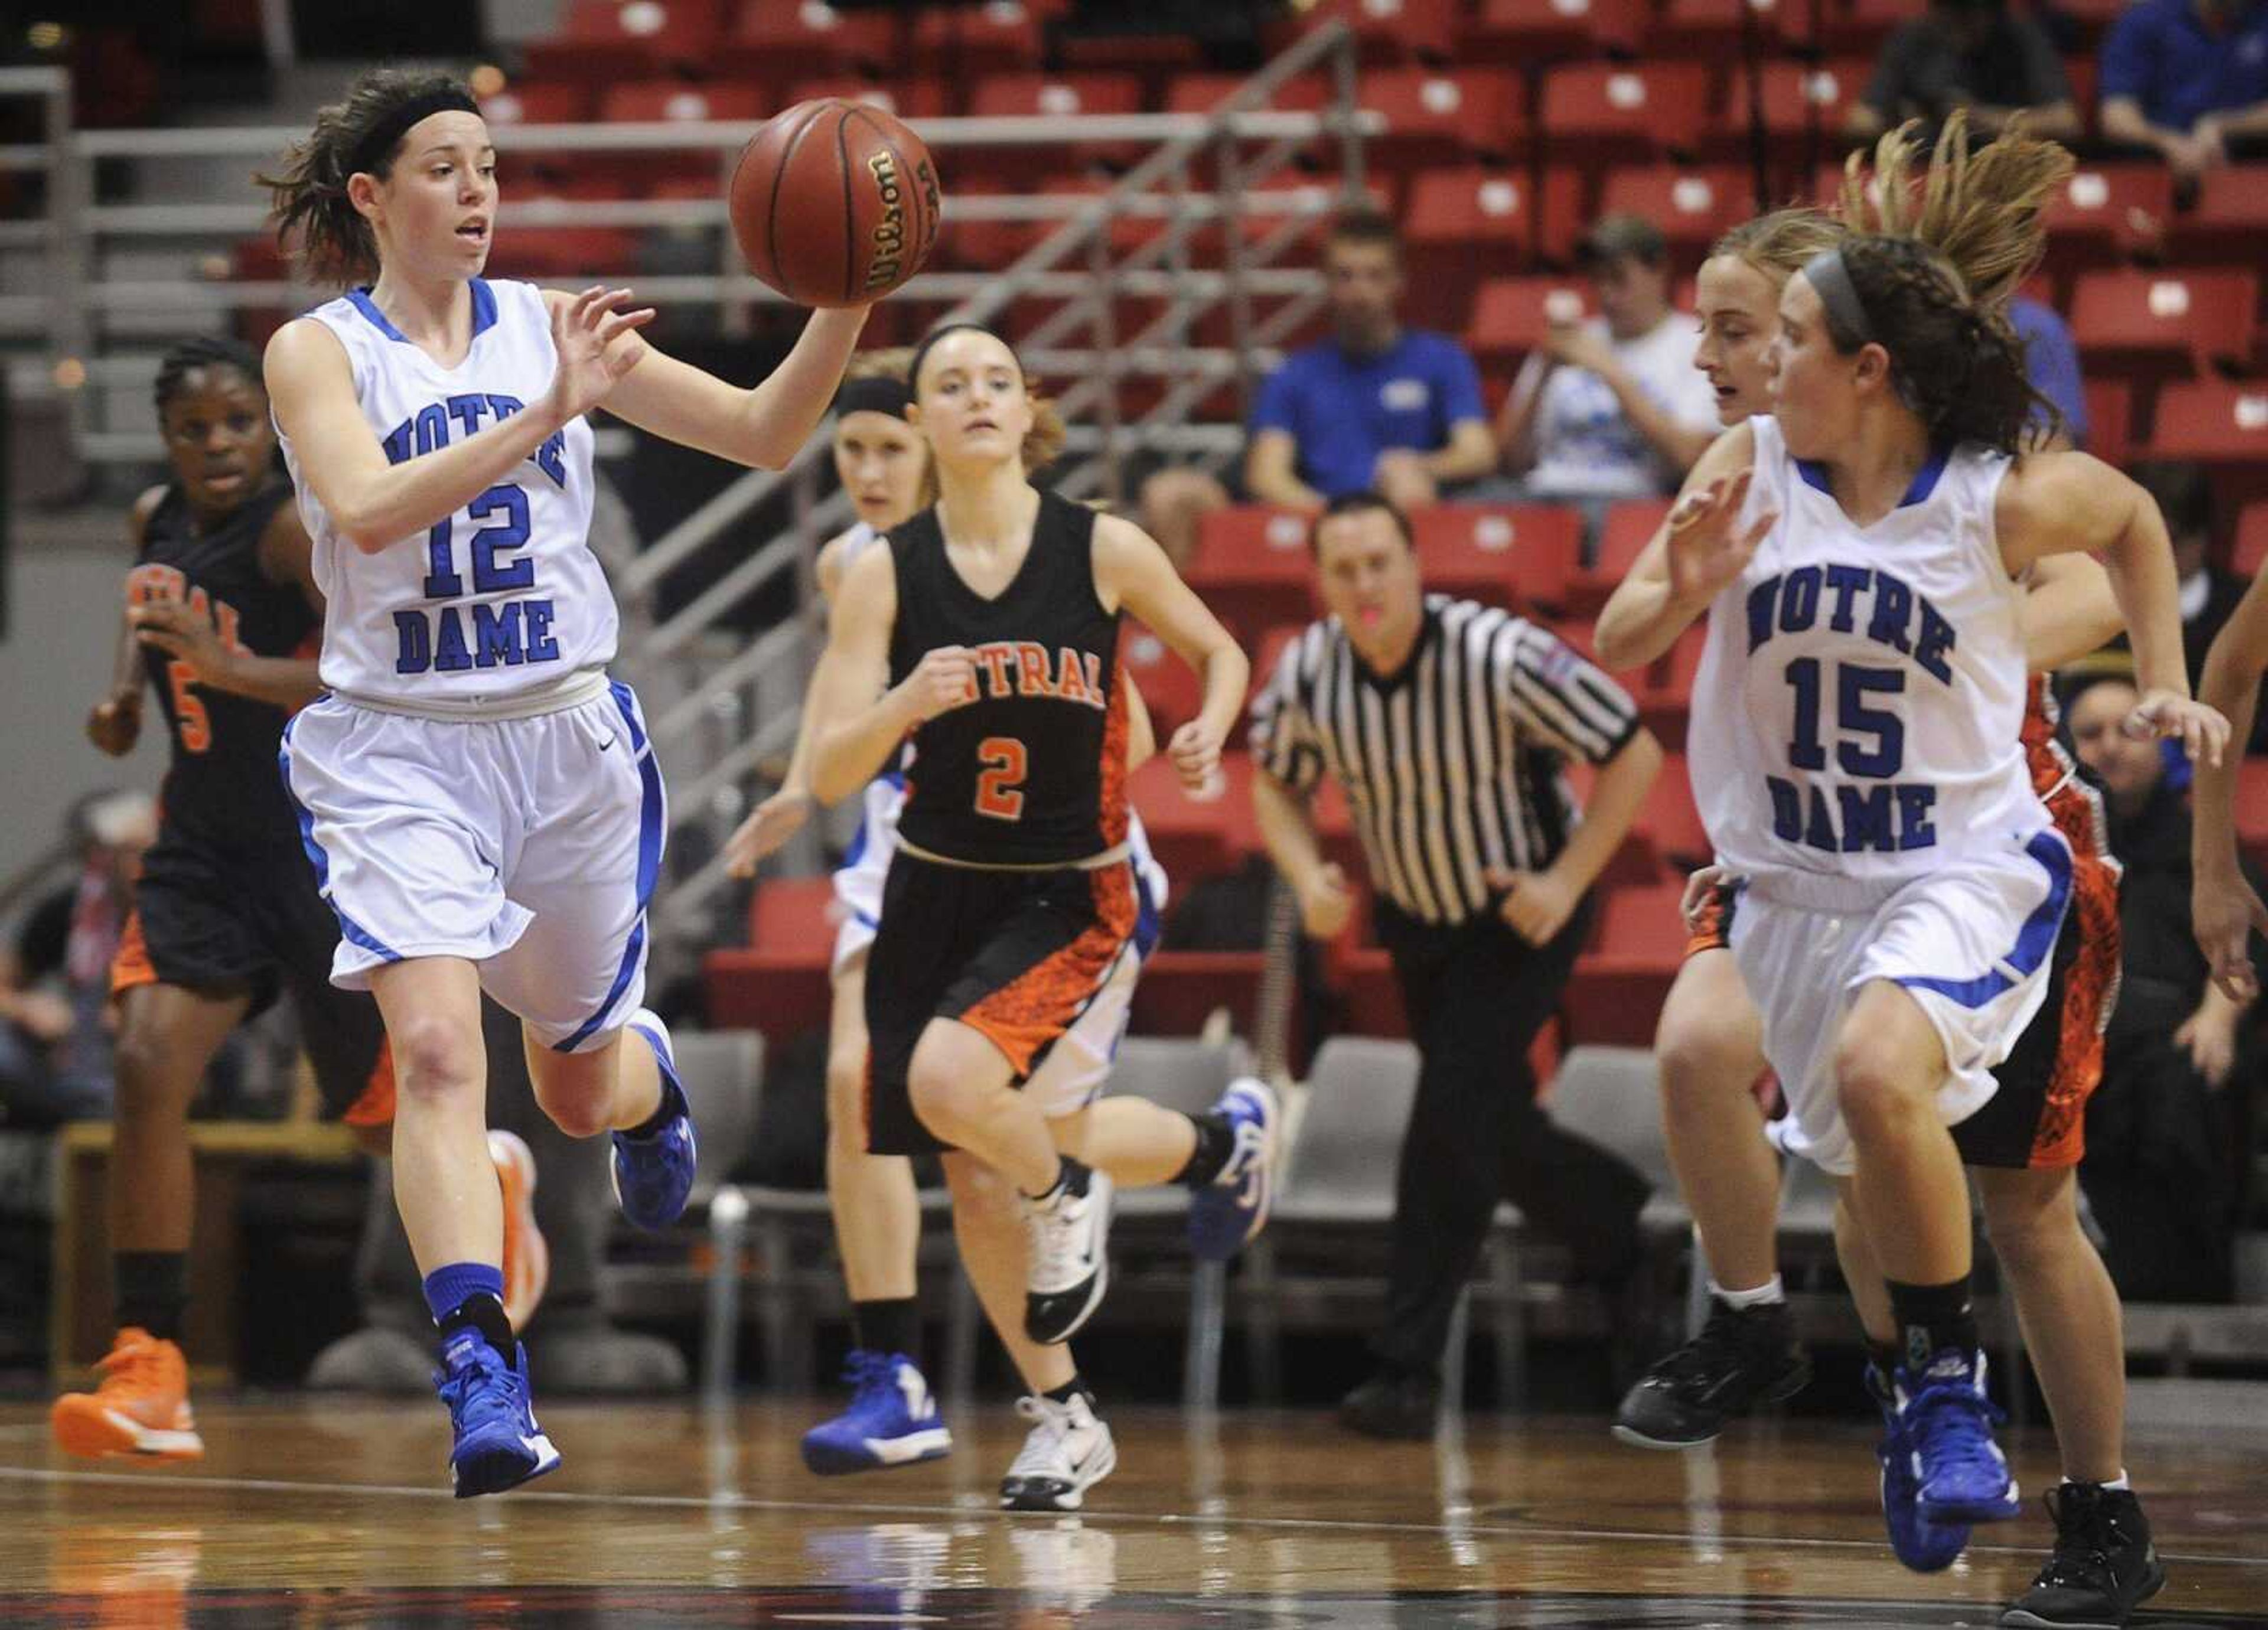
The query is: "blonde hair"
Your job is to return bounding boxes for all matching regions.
[1710,110,2072,315]
[1839,109,2072,312]
[842,346,914,386]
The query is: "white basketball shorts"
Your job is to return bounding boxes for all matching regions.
[831,772,1168,1115]
[1728,829,2074,1176]
[278,677,664,1054]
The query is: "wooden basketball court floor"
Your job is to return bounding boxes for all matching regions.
[0,1398,2260,1626]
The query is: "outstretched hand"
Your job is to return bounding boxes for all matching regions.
[2123,690,2231,771]
[545,286,657,425]
[1665,467,1773,608]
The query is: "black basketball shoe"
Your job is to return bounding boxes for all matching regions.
[1337,1368,1441,1440]
[1611,1297,1811,1449]
[2002,1482,2165,1628]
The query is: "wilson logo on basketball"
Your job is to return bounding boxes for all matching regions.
[863,149,908,294]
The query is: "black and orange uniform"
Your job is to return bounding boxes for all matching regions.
[863,491,1137,1155]
[110,479,392,1124]
[1682,673,2119,1170]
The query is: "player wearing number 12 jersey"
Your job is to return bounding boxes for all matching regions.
[259,66,871,1495]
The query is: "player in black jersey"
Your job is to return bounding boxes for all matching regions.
[53,338,545,1461]
[808,324,1275,1377]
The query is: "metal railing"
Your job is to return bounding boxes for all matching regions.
[9,24,1374,979]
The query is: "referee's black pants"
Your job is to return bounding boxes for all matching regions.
[1371,896,1651,1377]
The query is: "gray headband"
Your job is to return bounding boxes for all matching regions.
[1802,247,1876,351]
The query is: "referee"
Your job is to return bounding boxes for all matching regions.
[1250,491,1664,1439]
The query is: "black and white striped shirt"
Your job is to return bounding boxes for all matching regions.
[1249,594,1641,926]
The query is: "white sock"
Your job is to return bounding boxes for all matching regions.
[1711,1275,1785,1310]
[2064,1471,2131,1491]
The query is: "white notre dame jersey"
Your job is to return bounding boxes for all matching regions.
[1689,415,2047,890]
[278,279,610,715]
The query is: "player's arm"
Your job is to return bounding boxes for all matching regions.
[265,288,652,553]
[86,487,165,757]
[1998,450,2229,765]
[133,497,327,712]
[725,529,859,875]
[1094,513,1250,791]
[2192,563,2268,1000]
[1123,676,1156,770]
[2017,550,2122,670]
[592,299,869,470]
[810,546,968,807]
[1593,421,1759,671]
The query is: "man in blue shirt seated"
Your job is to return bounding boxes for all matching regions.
[2100,0,2268,181]
[1136,209,1497,560]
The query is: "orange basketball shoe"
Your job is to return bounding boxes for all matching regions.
[490,1129,550,1332]
[51,1328,205,1461]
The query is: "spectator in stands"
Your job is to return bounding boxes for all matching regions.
[2100,0,2268,180]
[1137,209,1497,561]
[2012,294,2089,445]
[0,792,156,1129]
[2065,667,2264,1301]
[1845,0,2083,143]
[2124,461,2268,748]
[1493,215,1719,528]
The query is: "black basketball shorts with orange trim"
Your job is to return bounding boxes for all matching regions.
[1680,801,2119,1172]
[862,848,1138,1157]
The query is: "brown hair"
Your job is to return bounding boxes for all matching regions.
[1327,206,1401,258]
[1840,110,2071,312]
[1711,207,1845,288]
[258,67,476,286]
[908,325,1067,503]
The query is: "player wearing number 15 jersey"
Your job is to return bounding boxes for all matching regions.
[259,66,871,1495]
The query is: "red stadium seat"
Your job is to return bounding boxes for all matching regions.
[1817,0,1924,56]
[487,177,640,277]
[477,82,593,127]
[2166,164,2268,273]
[1467,274,1595,376]
[1639,624,1706,744]
[2238,759,2268,875]
[1337,946,1409,1037]
[1122,620,1205,745]
[1597,166,1751,262]
[1564,882,1687,1046]
[1740,58,1870,155]
[2041,165,2175,287]
[2071,269,2259,385]
[1653,0,1816,57]
[911,1,1049,78]
[781,77,950,122]
[1129,754,1260,892]
[702,875,838,1042]
[598,80,769,123]
[1293,0,1462,63]
[1568,498,1671,615]
[2081,377,2132,465]
[1355,69,1526,174]
[527,0,726,80]
[1635,754,1711,865]
[1412,504,1583,614]
[967,73,1148,173]
[725,0,897,81]
[1163,73,1328,119]
[1538,63,1713,169]
[1190,507,1323,646]
[2234,501,2268,581]
[1403,168,1550,331]
[2145,381,2268,468]
[1464,0,1647,63]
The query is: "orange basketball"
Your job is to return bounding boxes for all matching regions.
[728,99,943,308]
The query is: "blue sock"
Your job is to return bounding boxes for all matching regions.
[423,1261,506,1327]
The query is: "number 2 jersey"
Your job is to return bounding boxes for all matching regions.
[1688,414,2051,889]
[129,478,316,852]
[886,491,1131,866]
[276,278,608,716]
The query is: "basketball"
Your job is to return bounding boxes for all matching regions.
[728,99,942,309]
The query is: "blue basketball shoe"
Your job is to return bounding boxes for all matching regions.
[1188,1076,1277,1263]
[611,1009,698,1231]
[801,1351,953,1476]
[1896,1347,2022,1527]
[1866,1360,1970,1572]
[435,1331,560,1498]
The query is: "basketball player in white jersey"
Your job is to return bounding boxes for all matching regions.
[258,68,872,1496]
[1604,117,2181,1628]
[1598,192,2227,1560]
